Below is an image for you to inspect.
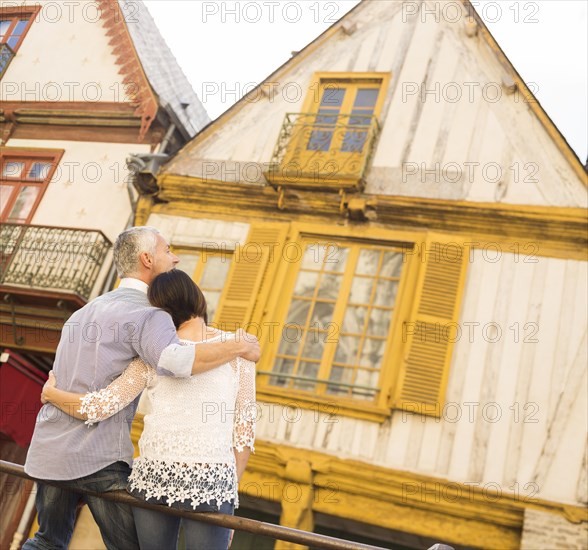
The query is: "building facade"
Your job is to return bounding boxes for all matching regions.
[128,1,587,549]
[0,0,208,546]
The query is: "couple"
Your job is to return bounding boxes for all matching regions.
[23,226,260,550]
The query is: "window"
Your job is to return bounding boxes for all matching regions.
[0,149,63,224]
[174,249,233,323]
[269,241,405,401]
[0,6,39,77]
[267,72,390,190]
[211,222,469,419]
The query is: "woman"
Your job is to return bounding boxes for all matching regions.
[42,269,256,550]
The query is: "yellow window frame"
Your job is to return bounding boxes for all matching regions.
[275,72,391,190]
[256,222,423,422]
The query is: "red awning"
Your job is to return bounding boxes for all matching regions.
[0,349,48,447]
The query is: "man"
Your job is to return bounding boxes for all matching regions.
[23,226,260,550]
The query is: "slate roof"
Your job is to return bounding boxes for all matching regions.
[120,0,210,137]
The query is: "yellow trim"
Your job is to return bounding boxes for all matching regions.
[152,177,588,262]
[300,72,390,115]
[256,222,428,418]
[393,234,469,416]
[271,71,391,191]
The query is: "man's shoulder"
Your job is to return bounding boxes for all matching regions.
[70,288,156,318]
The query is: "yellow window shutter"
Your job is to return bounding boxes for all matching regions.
[214,222,287,332]
[393,235,469,416]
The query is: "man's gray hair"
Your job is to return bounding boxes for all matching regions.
[113,226,161,278]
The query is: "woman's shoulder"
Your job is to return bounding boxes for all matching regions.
[179,328,235,344]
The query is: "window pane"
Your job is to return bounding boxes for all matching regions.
[293,270,319,296]
[301,244,323,269]
[341,129,368,153]
[353,89,379,108]
[320,87,345,107]
[334,335,360,364]
[293,362,319,391]
[278,335,301,357]
[355,249,380,275]
[6,20,27,49]
[301,331,324,360]
[0,184,15,217]
[200,255,231,288]
[0,20,11,40]
[373,280,399,307]
[367,308,392,337]
[326,366,353,395]
[324,246,348,272]
[286,299,311,326]
[309,301,335,327]
[359,338,385,368]
[342,306,367,334]
[349,276,373,305]
[7,186,39,222]
[28,162,52,181]
[318,273,341,300]
[380,251,404,278]
[2,161,25,179]
[269,358,295,387]
[176,252,199,278]
[354,369,379,398]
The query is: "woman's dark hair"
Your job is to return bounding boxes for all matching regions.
[148,269,208,328]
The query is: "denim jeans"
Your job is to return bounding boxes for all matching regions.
[22,461,139,550]
[129,487,234,550]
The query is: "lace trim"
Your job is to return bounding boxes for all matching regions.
[79,389,121,426]
[79,364,154,426]
[128,458,240,509]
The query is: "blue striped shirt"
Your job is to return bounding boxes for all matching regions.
[25,280,195,480]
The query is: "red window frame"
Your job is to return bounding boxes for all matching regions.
[0,5,40,53]
[0,148,64,225]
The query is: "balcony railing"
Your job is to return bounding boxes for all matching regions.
[265,112,380,190]
[0,224,111,301]
[0,43,16,79]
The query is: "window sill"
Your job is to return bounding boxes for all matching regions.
[256,387,392,423]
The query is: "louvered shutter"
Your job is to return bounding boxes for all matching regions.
[393,235,469,416]
[214,223,287,332]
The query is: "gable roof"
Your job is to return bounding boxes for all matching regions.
[120,0,210,138]
[96,0,209,140]
[162,0,585,184]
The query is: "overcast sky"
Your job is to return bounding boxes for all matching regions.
[145,0,587,161]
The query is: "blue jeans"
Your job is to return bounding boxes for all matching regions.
[129,488,234,550]
[22,461,139,550]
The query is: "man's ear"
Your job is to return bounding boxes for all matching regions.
[138,251,152,270]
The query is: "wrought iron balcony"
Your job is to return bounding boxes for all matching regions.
[0,43,16,79]
[265,112,380,191]
[0,224,111,301]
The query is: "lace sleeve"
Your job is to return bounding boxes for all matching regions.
[80,358,155,426]
[233,357,256,452]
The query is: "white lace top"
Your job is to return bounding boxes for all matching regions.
[78,332,256,509]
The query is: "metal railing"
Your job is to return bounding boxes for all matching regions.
[0,43,16,78]
[266,112,380,188]
[0,460,387,550]
[0,224,111,301]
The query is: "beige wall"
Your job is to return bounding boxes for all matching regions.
[2,0,130,103]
